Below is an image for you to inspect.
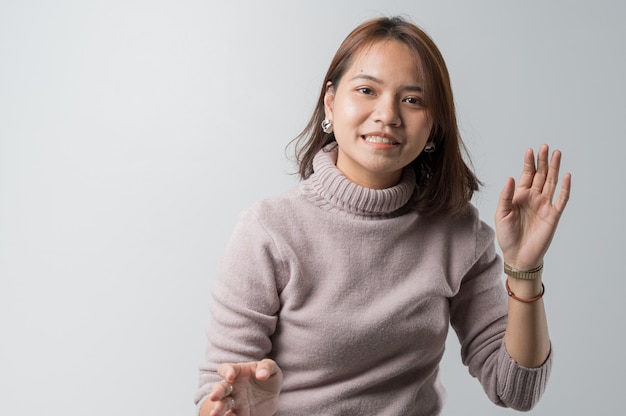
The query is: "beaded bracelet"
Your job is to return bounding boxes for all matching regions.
[505,279,545,303]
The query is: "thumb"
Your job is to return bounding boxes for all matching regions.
[255,359,281,381]
[495,177,515,222]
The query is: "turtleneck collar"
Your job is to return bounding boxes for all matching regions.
[299,142,417,218]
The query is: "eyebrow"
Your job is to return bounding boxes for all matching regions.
[349,74,423,92]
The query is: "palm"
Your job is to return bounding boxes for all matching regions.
[228,363,282,416]
[495,145,571,270]
[208,359,282,416]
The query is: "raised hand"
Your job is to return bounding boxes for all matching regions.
[206,359,282,416]
[494,145,571,271]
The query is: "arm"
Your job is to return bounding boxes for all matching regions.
[495,145,571,368]
[195,209,287,415]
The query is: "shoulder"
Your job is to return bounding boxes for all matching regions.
[428,204,491,237]
[231,186,312,240]
[423,204,495,262]
[457,204,495,253]
[456,204,494,243]
[222,189,303,272]
[423,205,500,290]
[245,187,303,223]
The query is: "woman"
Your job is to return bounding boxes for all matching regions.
[195,16,571,416]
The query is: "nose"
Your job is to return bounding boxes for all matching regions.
[374,95,401,127]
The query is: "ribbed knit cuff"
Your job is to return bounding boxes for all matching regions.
[497,345,552,411]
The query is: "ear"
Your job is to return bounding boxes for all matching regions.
[323,81,335,120]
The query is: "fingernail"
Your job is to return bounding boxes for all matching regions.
[257,369,269,379]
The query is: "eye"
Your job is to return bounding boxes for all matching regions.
[404,96,424,105]
[357,87,375,95]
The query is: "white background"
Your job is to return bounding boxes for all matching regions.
[1,1,624,415]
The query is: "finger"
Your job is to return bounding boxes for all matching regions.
[217,362,248,383]
[216,363,235,382]
[531,144,550,192]
[209,380,233,401]
[218,380,234,396]
[495,177,515,222]
[554,172,572,213]
[208,397,229,416]
[210,397,237,416]
[517,148,536,189]
[225,396,237,414]
[208,381,236,416]
[256,358,280,380]
[542,149,562,200]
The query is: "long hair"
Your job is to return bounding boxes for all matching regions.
[290,16,480,216]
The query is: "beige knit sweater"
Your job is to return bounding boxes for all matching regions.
[195,143,551,415]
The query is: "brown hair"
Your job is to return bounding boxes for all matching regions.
[290,16,480,216]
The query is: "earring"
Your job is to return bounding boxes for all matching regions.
[321,119,333,134]
[424,142,436,153]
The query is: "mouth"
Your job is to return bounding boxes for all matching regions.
[362,134,399,145]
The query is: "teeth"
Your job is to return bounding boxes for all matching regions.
[364,136,397,145]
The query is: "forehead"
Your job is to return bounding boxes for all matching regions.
[345,39,425,82]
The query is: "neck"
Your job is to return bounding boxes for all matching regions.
[335,154,403,189]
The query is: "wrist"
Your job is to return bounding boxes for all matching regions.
[506,276,544,300]
[503,262,543,280]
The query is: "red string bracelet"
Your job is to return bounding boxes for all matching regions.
[505,279,545,303]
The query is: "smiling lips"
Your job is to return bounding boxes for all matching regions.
[362,134,399,146]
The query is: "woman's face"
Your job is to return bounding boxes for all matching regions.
[324,40,433,189]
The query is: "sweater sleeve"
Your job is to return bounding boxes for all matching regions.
[448,215,551,411]
[194,208,286,409]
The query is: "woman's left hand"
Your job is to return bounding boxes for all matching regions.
[495,144,571,270]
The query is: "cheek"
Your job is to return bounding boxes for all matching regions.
[419,115,435,137]
[406,117,433,139]
[425,115,435,136]
[424,122,434,137]
[334,95,367,123]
